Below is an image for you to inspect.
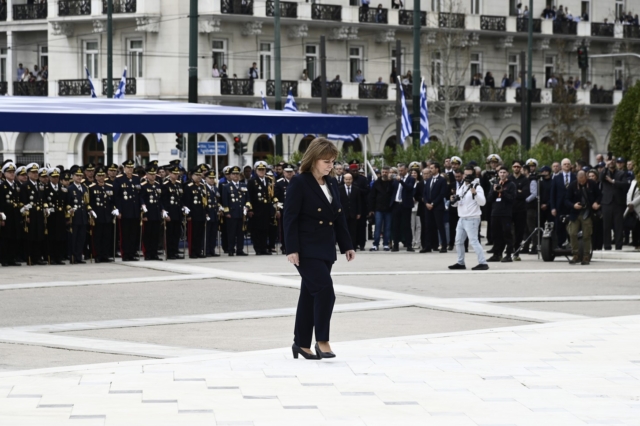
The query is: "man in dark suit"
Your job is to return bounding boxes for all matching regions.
[339,172,361,250]
[422,162,449,253]
[414,167,427,251]
[550,158,575,248]
[221,166,250,256]
[390,163,415,252]
[600,158,629,250]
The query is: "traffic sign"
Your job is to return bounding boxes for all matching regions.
[197,141,228,156]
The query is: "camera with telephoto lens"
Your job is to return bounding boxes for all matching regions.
[452,194,461,203]
[464,173,475,183]
[495,184,503,192]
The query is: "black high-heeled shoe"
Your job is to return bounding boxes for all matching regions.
[292,344,318,360]
[315,342,336,359]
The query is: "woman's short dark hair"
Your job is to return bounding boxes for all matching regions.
[431,161,441,172]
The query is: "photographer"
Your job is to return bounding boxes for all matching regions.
[600,157,628,250]
[448,166,488,271]
[565,171,600,265]
[487,166,516,262]
[523,159,540,255]
[509,159,530,259]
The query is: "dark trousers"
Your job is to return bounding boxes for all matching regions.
[555,214,568,248]
[121,217,140,259]
[70,224,86,263]
[602,203,624,249]
[523,209,539,252]
[425,208,446,250]
[227,217,244,254]
[449,210,459,248]
[491,215,513,257]
[512,210,527,250]
[0,238,17,265]
[632,216,640,247]
[188,220,205,257]
[143,220,161,259]
[94,222,112,261]
[269,222,278,250]
[418,209,428,249]
[485,202,493,243]
[251,225,268,254]
[346,217,358,249]
[220,218,228,252]
[391,203,412,248]
[166,220,181,258]
[205,219,219,255]
[294,258,335,348]
[356,215,367,249]
[592,215,603,250]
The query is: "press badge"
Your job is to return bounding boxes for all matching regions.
[496,198,502,202]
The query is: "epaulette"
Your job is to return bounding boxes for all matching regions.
[141,181,148,186]
[89,183,96,188]
[188,183,193,187]
[105,183,113,187]
[116,174,123,178]
[277,178,284,182]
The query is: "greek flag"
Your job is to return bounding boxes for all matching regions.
[327,133,359,142]
[85,67,102,142]
[113,68,127,143]
[284,88,298,112]
[398,77,412,145]
[260,91,275,141]
[420,79,430,145]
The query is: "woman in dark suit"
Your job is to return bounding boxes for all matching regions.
[283,138,356,360]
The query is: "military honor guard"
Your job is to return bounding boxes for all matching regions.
[221,166,249,256]
[161,164,184,259]
[43,168,68,264]
[248,161,274,255]
[86,166,116,263]
[19,163,48,265]
[139,164,164,261]
[67,166,90,264]
[275,163,294,254]
[182,165,209,258]
[204,170,221,257]
[0,162,22,267]
[113,160,142,261]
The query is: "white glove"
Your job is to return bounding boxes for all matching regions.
[90,210,97,219]
[48,208,54,215]
[44,209,50,218]
[206,216,211,221]
[141,205,148,213]
[112,209,120,216]
[243,207,248,216]
[0,213,6,221]
[182,206,191,215]
[162,211,169,219]
[218,206,225,212]
[20,206,29,214]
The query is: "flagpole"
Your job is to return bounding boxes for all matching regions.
[214,133,219,180]
[106,0,113,165]
[363,135,368,178]
[133,133,137,165]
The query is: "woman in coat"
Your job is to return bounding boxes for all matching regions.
[283,138,356,360]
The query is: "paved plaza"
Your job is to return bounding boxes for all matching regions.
[0,249,639,425]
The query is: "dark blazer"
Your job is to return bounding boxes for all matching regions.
[550,172,576,213]
[390,175,416,209]
[338,184,361,219]
[600,169,628,206]
[423,175,448,210]
[564,179,601,221]
[283,173,353,261]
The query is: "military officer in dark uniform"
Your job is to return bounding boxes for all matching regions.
[0,162,22,267]
[113,160,142,261]
[267,169,279,253]
[162,165,184,259]
[275,163,294,254]
[248,161,273,255]
[19,163,47,265]
[204,170,221,257]
[222,166,249,256]
[218,166,231,252]
[139,164,164,261]
[182,165,208,258]
[106,163,119,185]
[67,166,90,264]
[43,168,68,264]
[82,163,96,187]
[88,166,116,263]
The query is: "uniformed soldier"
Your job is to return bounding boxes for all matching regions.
[161,164,184,259]
[248,161,273,255]
[139,164,164,261]
[67,166,90,264]
[221,166,249,256]
[266,168,279,253]
[60,170,72,261]
[204,170,221,257]
[19,163,47,265]
[106,163,119,185]
[218,166,231,252]
[82,162,96,188]
[87,166,116,263]
[182,164,209,258]
[113,160,142,261]
[43,168,68,265]
[0,162,22,267]
[275,163,295,254]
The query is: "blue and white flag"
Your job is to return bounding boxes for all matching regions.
[327,133,359,142]
[113,67,127,143]
[419,78,430,145]
[398,77,412,145]
[284,88,298,112]
[85,67,102,142]
[260,91,275,141]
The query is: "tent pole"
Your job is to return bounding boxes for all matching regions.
[214,133,219,180]
[364,135,368,178]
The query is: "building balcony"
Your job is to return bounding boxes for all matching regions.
[553,20,577,35]
[552,87,577,104]
[437,86,465,101]
[312,81,342,98]
[101,78,137,95]
[59,0,91,16]
[312,3,341,21]
[480,15,506,32]
[591,22,614,37]
[266,0,297,18]
[480,87,506,102]
[221,0,252,15]
[516,17,541,33]
[438,12,465,29]
[0,82,7,95]
[266,80,298,97]
[13,81,48,96]
[590,89,614,105]
[12,3,47,20]
[359,7,387,24]
[102,0,137,14]
[359,83,388,100]
[58,79,91,96]
[515,88,542,103]
[623,25,640,39]
[398,10,425,26]
[221,78,254,96]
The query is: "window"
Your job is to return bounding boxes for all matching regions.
[82,134,105,165]
[581,1,590,19]
[432,0,443,12]
[39,46,48,69]
[84,41,99,78]
[0,48,6,82]
[391,47,405,76]
[305,45,318,80]
[508,54,518,83]
[259,42,273,80]
[616,0,624,18]
[470,52,482,83]
[349,47,363,83]
[212,39,227,69]
[126,134,150,165]
[127,39,143,78]
[615,60,624,86]
[431,52,442,85]
[470,0,481,14]
[544,55,555,85]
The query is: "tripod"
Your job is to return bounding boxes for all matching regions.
[513,174,543,259]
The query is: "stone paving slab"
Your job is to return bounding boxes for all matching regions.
[0,316,638,425]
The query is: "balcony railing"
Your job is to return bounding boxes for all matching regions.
[438,86,465,101]
[480,87,506,102]
[399,10,426,26]
[517,18,541,33]
[266,80,298,97]
[59,0,91,16]
[12,3,48,20]
[480,15,506,31]
[359,83,388,100]
[101,78,137,95]
[220,0,253,15]
[590,89,614,105]
[402,84,412,95]
[591,22,614,37]
[58,80,92,96]
[312,81,342,98]
[221,78,254,96]
[0,82,7,96]
[266,0,297,18]
[552,87,577,103]
[553,20,577,35]
[312,4,341,21]
[623,26,640,39]
[439,13,465,29]
[0,2,6,21]
[515,88,541,103]
[102,0,136,13]
[13,81,48,96]
[359,7,388,24]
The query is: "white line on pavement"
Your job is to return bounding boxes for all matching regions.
[266,268,640,276]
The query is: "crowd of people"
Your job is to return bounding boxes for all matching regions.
[1,150,638,268]
[16,63,48,83]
